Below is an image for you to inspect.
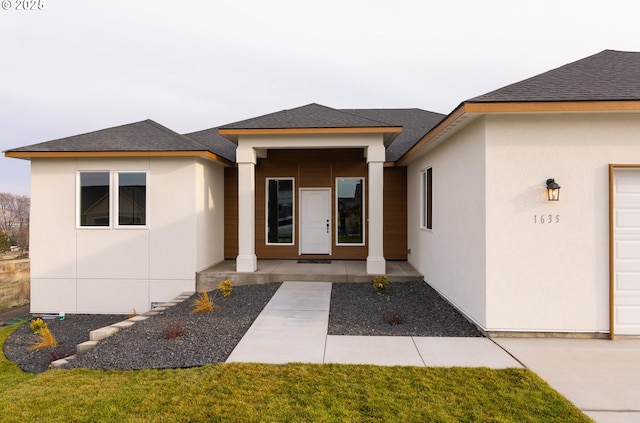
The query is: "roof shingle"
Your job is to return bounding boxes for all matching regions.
[219,103,400,130]
[7,119,209,153]
[469,50,640,103]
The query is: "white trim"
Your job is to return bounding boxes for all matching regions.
[335,177,366,246]
[265,177,295,246]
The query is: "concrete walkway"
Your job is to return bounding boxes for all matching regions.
[228,282,640,422]
[226,281,520,368]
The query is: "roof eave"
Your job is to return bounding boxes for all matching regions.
[396,100,640,166]
[3,150,234,166]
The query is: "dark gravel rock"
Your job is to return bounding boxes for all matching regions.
[328,281,483,337]
[64,283,281,370]
[4,281,482,373]
[4,314,124,373]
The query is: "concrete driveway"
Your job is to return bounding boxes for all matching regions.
[494,338,640,423]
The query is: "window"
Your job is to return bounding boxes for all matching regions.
[266,178,294,244]
[79,172,110,226]
[420,168,432,230]
[78,171,148,228]
[336,177,364,245]
[117,172,147,226]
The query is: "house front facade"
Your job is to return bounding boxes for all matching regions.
[6,50,640,338]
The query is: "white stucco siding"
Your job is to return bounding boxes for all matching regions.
[148,157,197,280]
[407,119,488,328]
[484,112,640,333]
[195,159,225,272]
[30,159,77,279]
[28,156,225,314]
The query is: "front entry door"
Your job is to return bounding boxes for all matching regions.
[300,188,331,254]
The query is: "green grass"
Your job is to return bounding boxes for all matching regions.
[0,325,591,423]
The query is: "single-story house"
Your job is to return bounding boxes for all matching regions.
[5,49,640,338]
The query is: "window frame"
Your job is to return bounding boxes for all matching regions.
[265,177,295,246]
[77,171,111,229]
[335,177,366,246]
[114,171,149,229]
[420,167,433,230]
[76,170,149,230]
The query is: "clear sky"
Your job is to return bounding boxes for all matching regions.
[1,0,639,195]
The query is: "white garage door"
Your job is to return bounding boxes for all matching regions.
[613,168,640,335]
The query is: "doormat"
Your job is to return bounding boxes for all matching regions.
[297,259,331,264]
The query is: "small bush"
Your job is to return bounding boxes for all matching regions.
[386,311,405,326]
[162,322,187,340]
[29,318,48,334]
[373,275,388,295]
[30,327,58,350]
[191,290,218,314]
[219,279,233,297]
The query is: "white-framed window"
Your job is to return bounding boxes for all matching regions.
[336,177,365,245]
[78,171,110,227]
[77,171,148,229]
[115,172,147,227]
[420,167,432,230]
[266,178,294,245]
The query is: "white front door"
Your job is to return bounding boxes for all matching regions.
[300,188,331,254]
[613,168,640,335]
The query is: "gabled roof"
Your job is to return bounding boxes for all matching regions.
[5,120,233,164]
[469,50,640,103]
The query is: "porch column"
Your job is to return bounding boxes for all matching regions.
[367,145,386,275]
[236,146,257,272]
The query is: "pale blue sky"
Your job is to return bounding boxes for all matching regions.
[2,0,639,195]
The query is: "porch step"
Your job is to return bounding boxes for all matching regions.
[196,260,423,292]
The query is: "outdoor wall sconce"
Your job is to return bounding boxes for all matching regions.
[546,178,561,201]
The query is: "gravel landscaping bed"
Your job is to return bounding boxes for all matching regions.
[328,281,482,337]
[4,314,124,373]
[4,280,481,373]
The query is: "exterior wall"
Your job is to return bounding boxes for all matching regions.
[484,112,640,333]
[223,149,408,260]
[30,156,225,314]
[255,149,367,260]
[406,119,488,328]
[195,159,225,272]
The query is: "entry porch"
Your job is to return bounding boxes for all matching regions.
[197,260,422,291]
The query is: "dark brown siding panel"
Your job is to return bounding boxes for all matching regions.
[383,167,407,260]
[224,167,239,259]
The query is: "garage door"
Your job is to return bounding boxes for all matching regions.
[613,168,640,335]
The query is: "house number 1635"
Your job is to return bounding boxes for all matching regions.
[534,214,560,224]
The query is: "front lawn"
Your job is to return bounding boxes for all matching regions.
[0,325,591,422]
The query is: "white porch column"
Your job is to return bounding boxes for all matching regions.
[236,146,257,272]
[367,145,386,275]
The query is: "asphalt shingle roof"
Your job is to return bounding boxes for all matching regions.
[469,50,640,103]
[7,119,210,153]
[219,103,400,130]
[341,108,445,162]
[183,127,237,162]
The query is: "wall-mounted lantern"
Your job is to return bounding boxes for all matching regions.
[546,178,561,201]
